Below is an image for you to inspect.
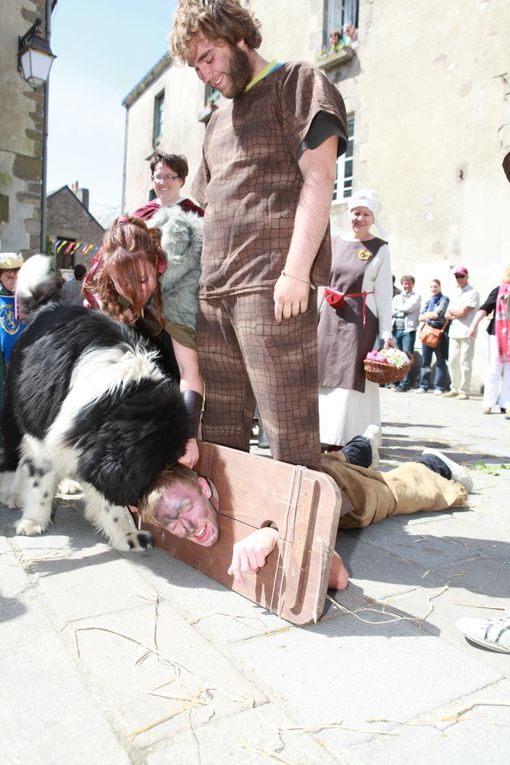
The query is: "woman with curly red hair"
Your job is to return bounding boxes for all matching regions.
[94,216,203,469]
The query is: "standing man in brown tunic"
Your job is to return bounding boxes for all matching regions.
[171,0,347,469]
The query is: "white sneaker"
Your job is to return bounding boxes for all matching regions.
[456,609,510,653]
[421,448,473,493]
[362,424,381,469]
[416,388,427,394]
[433,389,443,396]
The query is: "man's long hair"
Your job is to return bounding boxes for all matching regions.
[171,0,262,64]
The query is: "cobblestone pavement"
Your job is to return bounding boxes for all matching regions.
[1,389,509,764]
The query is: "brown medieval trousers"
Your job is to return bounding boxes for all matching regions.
[192,61,347,470]
[197,290,320,467]
[321,452,469,528]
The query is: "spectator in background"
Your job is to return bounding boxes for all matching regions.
[467,265,510,414]
[329,30,343,51]
[343,24,358,46]
[0,252,25,366]
[417,278,450,395]
[61,263,86,305]
[391,274,421,392]
[444,266,480,399]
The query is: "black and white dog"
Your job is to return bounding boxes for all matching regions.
[0,255,190,551]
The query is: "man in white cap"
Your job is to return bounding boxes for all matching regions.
[0,252,25,365]
[444,266,480,399]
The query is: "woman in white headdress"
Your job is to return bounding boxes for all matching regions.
[317,190,393,462]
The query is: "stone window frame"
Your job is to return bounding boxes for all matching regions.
[333,114,355,203]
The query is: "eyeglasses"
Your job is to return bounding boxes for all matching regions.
[152,174,180,183]
[455,274,467,279]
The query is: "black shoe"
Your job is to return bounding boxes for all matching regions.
[395,386,409,392]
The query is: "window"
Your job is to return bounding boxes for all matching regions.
[322,0,359,47]
[153,91,165,145]
[333,115,355,201]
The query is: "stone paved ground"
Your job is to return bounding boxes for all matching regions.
[1,389,509,764]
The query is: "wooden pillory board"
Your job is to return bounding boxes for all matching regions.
[144,443,342,625]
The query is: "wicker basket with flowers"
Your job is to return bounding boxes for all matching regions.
[364,348,414,385]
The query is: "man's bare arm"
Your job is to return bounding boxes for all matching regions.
[274,135,338,322]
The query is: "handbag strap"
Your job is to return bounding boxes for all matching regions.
[421,319,449,334]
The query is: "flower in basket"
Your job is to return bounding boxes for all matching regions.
[366,348,410,369]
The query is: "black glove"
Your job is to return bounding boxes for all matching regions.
[181,389,203,438]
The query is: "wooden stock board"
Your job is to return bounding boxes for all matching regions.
[143,442,342,625]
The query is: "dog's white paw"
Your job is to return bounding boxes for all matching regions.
[110,529,154,552]
[15,518,46,536]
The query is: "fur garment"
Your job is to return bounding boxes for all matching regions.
[149,205,203,330]
[0,255,190,551]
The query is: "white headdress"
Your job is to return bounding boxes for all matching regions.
[347,189,386,237]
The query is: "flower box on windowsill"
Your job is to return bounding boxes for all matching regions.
[317,45,354,72]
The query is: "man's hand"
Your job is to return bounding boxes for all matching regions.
[228,527,278,584]
[178,437,199,469]
[274,273,310,322]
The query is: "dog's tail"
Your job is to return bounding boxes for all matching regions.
[16,254,63,316]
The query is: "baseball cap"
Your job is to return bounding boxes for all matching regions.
[0,252,24,270]
[453,266,468,276]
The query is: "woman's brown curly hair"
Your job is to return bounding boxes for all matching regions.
[96,216,166,325]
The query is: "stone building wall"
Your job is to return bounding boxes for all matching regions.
[0,0,49,255]
[122,0,510,390]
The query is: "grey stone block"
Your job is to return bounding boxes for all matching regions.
[230,615,503,753]
[58,601,267,748]
[347,683,510,764]
[146,704,340,764]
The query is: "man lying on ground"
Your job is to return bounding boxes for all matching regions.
[138,429,472,590]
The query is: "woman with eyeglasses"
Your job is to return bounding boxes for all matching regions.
[132,153,204,220]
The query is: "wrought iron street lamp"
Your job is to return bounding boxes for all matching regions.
[18,18,56,88]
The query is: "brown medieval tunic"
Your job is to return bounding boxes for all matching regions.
[192,61,347,296]
[191,61,347,469]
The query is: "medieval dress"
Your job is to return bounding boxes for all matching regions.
[318,236,393,446]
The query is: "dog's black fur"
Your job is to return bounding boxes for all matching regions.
[0,257,190,550]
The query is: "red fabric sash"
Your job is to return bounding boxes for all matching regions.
[325,288,374,326]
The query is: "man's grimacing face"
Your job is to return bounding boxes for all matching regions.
[153,477,219,547]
